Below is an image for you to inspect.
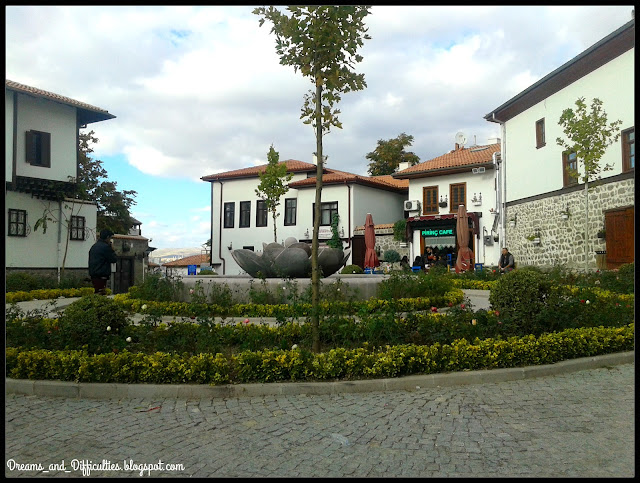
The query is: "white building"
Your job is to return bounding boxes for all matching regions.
[5,80,115,280]
[201,157,408,275]
[484,17,634,270]
[394,140,502,269]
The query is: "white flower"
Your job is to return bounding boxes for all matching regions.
[586,300,590,304]
[292,344,298,350]
[106,326,111,331]
[189,289,194,294]
[141,304,147,311]
[126,337,132,343]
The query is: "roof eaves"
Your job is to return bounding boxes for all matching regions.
[484,18,634,123]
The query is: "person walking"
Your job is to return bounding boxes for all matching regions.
[498,247,515,273]
[88,229,118,294]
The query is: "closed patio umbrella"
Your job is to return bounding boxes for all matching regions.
[363,213,380,270]
[454,204,474,273]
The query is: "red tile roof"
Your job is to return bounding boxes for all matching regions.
[395,143,500,177]
[288,169,408,192]
[6,79,115,123]
[201,160,318,181]
[162,253,210,267]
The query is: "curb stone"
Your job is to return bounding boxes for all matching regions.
[5,351,633,400]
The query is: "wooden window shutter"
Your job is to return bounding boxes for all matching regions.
[40,131,51,167]
[25,131,37,164]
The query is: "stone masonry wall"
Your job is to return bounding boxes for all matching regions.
[505,177,634,270]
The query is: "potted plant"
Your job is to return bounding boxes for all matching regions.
[597,228,606,239]
[438,195,448,208]
[526,232,541,245]
[508,217,516,228]
[393,219,408,245]
[560,207,570,220]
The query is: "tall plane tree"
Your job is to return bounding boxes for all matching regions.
[76,130,137,234]
[254,5,371,352]
[255,145,293,243]
[366,132,421,176]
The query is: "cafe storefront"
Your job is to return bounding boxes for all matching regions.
[406,212,481,265]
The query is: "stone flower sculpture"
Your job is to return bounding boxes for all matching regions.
[230,237,351,278]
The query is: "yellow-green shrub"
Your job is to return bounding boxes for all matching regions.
[7,324,633,385]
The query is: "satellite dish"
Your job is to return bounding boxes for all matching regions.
[455,132,467,146]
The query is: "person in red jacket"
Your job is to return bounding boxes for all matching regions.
[88,229,118,294]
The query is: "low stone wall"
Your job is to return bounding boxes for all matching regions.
[506,177,634,270]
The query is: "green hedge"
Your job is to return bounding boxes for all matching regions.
[111,290,465,319]
[6,324,633,384]
[6,287,99,303]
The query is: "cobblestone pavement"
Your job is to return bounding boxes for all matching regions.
[5,363,634,478]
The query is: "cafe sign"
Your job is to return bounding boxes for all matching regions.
[421,227,454,237]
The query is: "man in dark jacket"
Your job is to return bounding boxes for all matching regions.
[89,229,118,294]
[498,247,515,273]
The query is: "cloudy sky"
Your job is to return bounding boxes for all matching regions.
[5,5,633,249]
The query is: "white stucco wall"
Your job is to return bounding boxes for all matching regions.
[504,49,634,202]
[5,193,97,270]
[12,92,78,182]
[5,91,14,181]
[406,169,502,267]
[208,174,408,275]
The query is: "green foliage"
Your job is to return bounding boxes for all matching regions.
[326,213,343,249]
[341,264,364,274]
[255,145,293,242]
[76,130,137,234]
[6,272,56,292]
[6,272,93,292]
[6,287,97,304]
[366,133,421,176]
[128,273,184,302]
[489,267,553,333]
[7,324,634,384]
[57,295,130,353]
[377,270,455,300]
[383,249,401,263]
[393,219,407,242]
[556,97,623,184]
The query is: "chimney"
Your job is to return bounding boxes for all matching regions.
[487,137,501,145]
[455,143,461,151]
[397,161,410,172]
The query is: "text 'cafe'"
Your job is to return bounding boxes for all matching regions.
[407,212,481,257]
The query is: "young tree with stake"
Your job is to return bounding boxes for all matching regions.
[253,5,371,352]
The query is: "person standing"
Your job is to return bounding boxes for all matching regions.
[88,229,118,294]
[498,247,515,273]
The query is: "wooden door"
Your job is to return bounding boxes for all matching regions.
[605,206,634,269]
[351,236,365,269]
[114,256,134,294]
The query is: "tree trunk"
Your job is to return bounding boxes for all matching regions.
[311,81,323,353]
[272,210,278,243]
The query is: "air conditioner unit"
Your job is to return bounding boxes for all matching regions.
[404,200,421,212]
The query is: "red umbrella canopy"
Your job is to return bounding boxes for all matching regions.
[455,204,474,273]
[363,213,380,269]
